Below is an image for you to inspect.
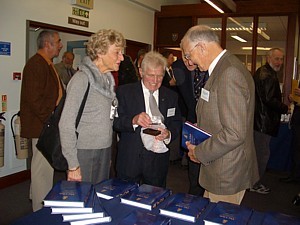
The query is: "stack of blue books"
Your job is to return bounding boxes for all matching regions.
[159,193,210,223]
[43,180,111,225]
[94,178,138,200]
[120,184,172,210]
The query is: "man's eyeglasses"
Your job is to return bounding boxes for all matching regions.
[184,42,199,60]
[144,74,164,80]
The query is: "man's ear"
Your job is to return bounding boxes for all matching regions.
[139,67,143,77]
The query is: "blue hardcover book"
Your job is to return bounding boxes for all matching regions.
[63,196,110,222]
[203,201,253,225]
[120,184,172,210]
[119,210,171,225]
[260,211,300,225]
[51,187,95,214]
[94,178,138,200]
[181,121,211,149]
[43,180,92,208]
[159,193,210,223]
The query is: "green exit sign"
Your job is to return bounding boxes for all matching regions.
[72,7,89,19]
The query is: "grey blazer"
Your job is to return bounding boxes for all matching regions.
[195,51,259,195]
[54,62,76,86]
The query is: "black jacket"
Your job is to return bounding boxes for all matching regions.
[253,63,288,136]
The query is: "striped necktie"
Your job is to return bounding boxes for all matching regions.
[194,69,209,101]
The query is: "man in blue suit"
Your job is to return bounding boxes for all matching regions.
[113,51,182,188]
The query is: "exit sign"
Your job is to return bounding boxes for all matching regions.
[71,0,93,9]
[72,7,89,18]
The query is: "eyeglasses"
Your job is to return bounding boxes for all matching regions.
[184,42,200,60]
[144,74,164,80]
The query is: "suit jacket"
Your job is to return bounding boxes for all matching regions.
[113,81,182,177]
[54,62,76,86]
[20,53,59,138]
[195,51,259,195]
[172,59,197,123]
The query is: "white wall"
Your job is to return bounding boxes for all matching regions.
[0,0,156,177]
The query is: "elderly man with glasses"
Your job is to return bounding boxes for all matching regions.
[181,25,259,205]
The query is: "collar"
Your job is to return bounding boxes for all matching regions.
[208,49,226,76]
[37,50,53,65]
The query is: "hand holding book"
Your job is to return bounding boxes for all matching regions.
[186,142,201,164]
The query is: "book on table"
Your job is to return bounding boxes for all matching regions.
[181,121,211,149]
[159,193,210,223]
[203,201,253,225]
[118,210,171,225]
[51,187,95,214]
[257,211,300,225]
[43,180,92,208]
[120,184,172,210]
[62,195,110,222]
[69,215,112,225]
[94,178,138,200]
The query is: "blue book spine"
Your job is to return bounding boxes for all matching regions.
[261,211,300,224]
[121,184,171,210]
[159,193,210,222]
[181,122,211,149]
[94,178,138,199]
[119,210,171,225]
[203,201,253,224]
[44,180,92,207]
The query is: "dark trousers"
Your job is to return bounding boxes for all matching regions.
[188,160,205,196]
[117,148,170,188]
[290,105,300,180]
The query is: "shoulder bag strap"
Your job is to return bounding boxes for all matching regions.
[75,82,90,128]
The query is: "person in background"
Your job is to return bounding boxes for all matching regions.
[281,86,300,183]
[54,51,77,86]
[59,29,125,184]
[181,25,259,205]
[134,49,147,79]
[251,48,289,194]
[172,57,207,196]
[118,54,138,86]
[20,30,63,211]
[113,51,182,187]
[161,51,176,89]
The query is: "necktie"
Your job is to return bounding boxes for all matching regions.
[169,68,174,79]
[194,69,209,101]
[149,90,163,121]
[67,68,73,77]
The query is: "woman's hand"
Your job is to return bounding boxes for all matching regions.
[67,166,82,182]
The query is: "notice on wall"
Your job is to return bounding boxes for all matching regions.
[0,41,11,56]
[68,17,89,28]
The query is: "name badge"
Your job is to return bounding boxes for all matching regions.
[110,99,118,119]
[201,88,209,102]
[167,108,175,117]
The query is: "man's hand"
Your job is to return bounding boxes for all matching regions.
[156,127,170,141]
[132,112,152,128]
[186,141,200,163]
[169,77,176,86]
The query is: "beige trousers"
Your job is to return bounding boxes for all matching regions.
[204,190,246,205]
[30,138,54,211]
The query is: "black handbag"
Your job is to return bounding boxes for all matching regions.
[36,83,90,171]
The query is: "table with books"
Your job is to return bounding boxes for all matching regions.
[11,179,300,225]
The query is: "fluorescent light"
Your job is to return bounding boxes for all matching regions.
[242,47,271,51]
[231,34,247,42]
[204,0,224,13]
